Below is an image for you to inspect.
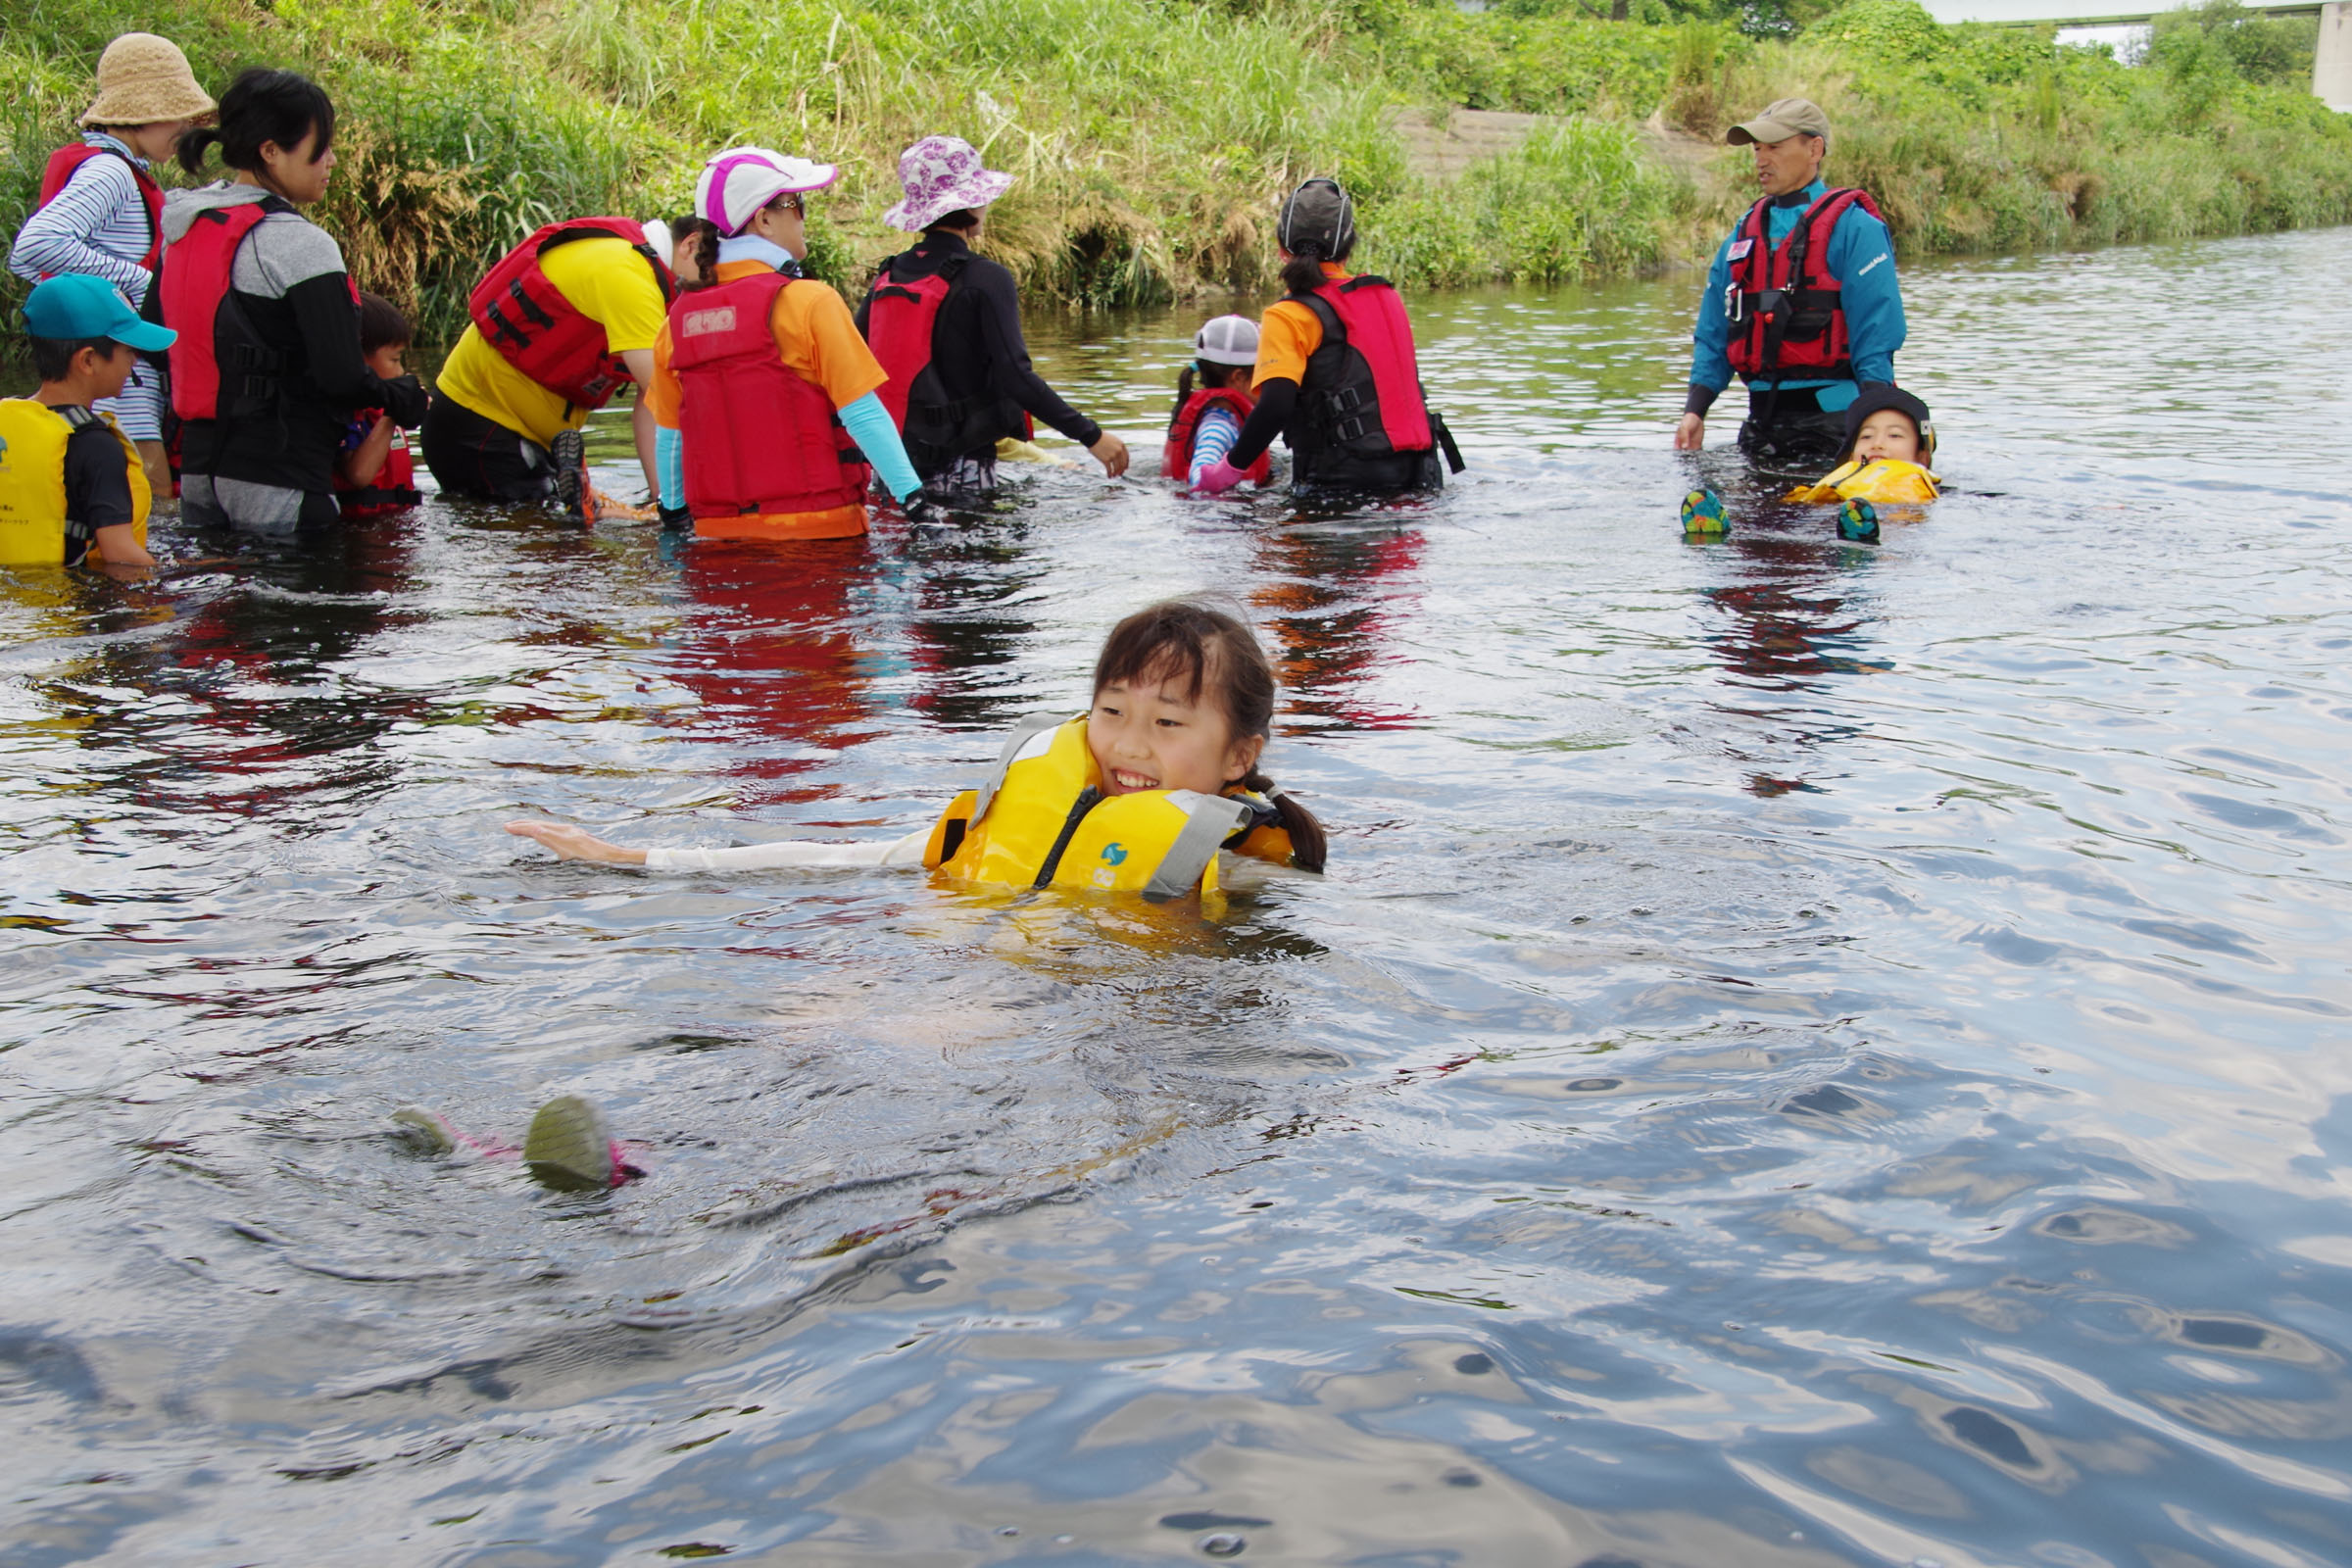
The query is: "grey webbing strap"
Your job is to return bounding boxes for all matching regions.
[970,711,1067,827]
[1142,795,1252,902]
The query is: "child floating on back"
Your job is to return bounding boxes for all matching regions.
[507,597,1327,895]
[0,273,172,570]
[1784,385,1937,506]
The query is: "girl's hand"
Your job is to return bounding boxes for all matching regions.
[505,821,649,865]
[1192,458,1246,496]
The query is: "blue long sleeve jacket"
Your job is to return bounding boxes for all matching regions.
[1687,178,1904,416]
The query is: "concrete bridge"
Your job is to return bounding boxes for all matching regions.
[1930,0,2351,109]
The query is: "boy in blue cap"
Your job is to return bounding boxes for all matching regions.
[0,272,175,568]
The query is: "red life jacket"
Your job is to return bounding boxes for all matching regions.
[161,198,286,422]
[467,218,676,412]
[671,269,871,519]
[1724,187,1883,382]
[1162,385,1269,486]
[1284,274,1441,490]
[332,413,420,514]
[36,142,164,274]
[860,252,1026,472]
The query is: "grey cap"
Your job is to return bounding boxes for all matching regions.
[1194,314,1259,367]
[1728,97,1832,146]
[1277,177,1355,261]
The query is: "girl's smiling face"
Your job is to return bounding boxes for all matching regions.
[1088,663,1265,798]
[1853,409,1922,465]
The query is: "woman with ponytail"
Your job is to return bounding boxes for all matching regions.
[1194,177,1458,501]
[509,596,1328,893]
[145,68,426,531]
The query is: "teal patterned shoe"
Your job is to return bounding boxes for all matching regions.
[1837,498,1881,543]
[1681,488,1727,535]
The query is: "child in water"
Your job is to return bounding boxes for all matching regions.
[0,273,172,569]
[1784,385,1937,506]
[1165,315,1269,489]
[507,597,1328,891]
[330,293,424,515]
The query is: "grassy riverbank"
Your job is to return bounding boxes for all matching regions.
[1,0,2347,335]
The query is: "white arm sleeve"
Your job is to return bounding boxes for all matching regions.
[643,828,930,873]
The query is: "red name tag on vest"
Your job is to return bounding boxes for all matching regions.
[1727,238,1754,262]
[681,306,738,337]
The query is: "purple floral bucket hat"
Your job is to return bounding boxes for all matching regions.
[883,135,1015,231]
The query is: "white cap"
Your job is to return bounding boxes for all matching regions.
[639,218,674,263]
[696,146,841,236]
[1194,314,1259,367]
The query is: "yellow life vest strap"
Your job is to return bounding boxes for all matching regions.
[971,710,1069,826]
[1142,793,1254,903]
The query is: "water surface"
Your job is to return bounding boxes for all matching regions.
[4,227,2350,1567]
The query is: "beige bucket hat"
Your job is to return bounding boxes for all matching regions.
[80,33,216,128]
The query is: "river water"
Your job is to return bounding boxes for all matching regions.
[4,226,2350,1567]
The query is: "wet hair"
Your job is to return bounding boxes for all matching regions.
[1175,361,1249,401]
[1838,384,1934,465]
[1092,597,1328,872]
[177,69,335,177]
[668,213,721,289]
[357,292,410,356]
[29,335,125,383]
[1282,244,1348,298]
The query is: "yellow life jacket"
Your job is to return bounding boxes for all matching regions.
[0,399,150,566]
[923,713,1294,899]
[1784,458,1938,507]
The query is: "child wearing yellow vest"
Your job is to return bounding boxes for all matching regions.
[507,598,1329,896]
[0,273,171,569]
[1784,384,1938,506]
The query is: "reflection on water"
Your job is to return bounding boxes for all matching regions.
[4,227,2352,1566]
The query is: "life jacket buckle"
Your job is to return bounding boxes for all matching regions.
[1725,282,1744,325]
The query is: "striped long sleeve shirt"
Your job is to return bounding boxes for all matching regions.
[9,134,159,306]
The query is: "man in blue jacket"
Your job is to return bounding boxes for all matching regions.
[1674,98,1906,470]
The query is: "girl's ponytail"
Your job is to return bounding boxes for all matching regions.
[175,123,222,177]
[694,221,721,284]
[1280,244,1328,299]
[1246,767,1327,872]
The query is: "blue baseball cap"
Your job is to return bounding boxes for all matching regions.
[23,273,176,353]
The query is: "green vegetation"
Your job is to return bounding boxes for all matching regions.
[0,0,2345,340]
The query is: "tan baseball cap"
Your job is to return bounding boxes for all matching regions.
[1728,98,1831,146]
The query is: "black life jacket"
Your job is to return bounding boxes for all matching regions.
[1724,187,1883,382]
[1282,275,1455,492]
[861,251,1026,474]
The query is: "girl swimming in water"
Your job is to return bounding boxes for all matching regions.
[1164,315,1268,490]
[507,597,1329,892]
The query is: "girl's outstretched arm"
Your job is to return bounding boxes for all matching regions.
[507,821,649,864]
[506,821,930,871]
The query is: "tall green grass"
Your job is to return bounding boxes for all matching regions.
[0,0,2346,340]
[1365,119,1687,287]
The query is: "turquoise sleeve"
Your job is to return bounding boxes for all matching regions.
[838,391,921,503]
[657,425,685,510]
